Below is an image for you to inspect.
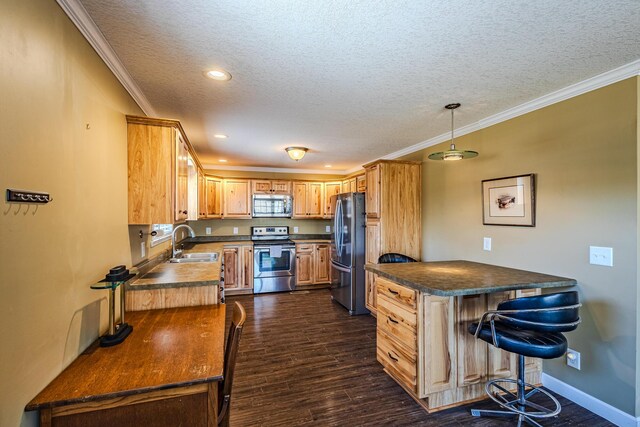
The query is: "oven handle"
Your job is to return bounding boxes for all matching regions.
[254,246,295,250]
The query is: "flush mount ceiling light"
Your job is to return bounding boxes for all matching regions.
[324,164,332,168]
[205,69,232,81]
[285,147,308,161]
[428,103,478,161]
[213,134,228,139]
[218,159,228,163]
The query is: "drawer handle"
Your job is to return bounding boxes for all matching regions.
[387,351,399,362]
[387,316,399,324]
[388,289,399,295]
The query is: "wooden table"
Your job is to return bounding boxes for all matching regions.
[25,305,225,427]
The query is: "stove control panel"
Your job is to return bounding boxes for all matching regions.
[252,226,289,236]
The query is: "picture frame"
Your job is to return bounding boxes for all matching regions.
[482,174,535,226]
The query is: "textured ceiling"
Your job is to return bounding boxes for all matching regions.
[79,0,640,171]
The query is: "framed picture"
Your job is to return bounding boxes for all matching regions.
[482,174,535,226]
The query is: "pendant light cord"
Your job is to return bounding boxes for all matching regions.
[450,107,456,150]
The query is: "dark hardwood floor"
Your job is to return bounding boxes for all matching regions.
[224,290,612,426]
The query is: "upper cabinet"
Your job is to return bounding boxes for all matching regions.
[252,180,292,195]
[205,176,223,218]
[293,182,324,218]
[223,179,251,218]
[356,174,366,192]
[127,116,198,224]
[323,181,342,218]
[197,168,207,219]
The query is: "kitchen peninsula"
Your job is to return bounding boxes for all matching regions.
[364,260,577,412]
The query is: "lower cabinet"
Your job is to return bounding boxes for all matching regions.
[375,277,542,411]
[295,242,330,287]
[222,244,253,295]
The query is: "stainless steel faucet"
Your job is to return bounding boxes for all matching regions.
[171,224,196,258]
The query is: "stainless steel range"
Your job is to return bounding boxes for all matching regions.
[252,226,296,294]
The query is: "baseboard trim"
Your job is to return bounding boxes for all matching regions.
[542,373,639,427]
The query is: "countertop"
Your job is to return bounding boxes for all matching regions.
[365,260,577,296]
[26,305,225,410]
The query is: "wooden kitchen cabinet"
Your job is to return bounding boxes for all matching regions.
[295,242,330,286]
[292,182,324,218]
[323,181,342,218]
[356,174,366,192]
[197,168,206,219]
[252,180,292,195]
[223,244,253,294]
[341,178,356,193]
[223,179,251,218]
[205,176,223,218]
[127,116,198,224]
[363,160,421,314]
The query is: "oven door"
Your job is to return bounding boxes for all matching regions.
[253,246,296,278]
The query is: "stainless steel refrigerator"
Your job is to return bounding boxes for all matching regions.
[330,192,368,315]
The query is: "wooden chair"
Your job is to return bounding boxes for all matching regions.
[218,301,247,426]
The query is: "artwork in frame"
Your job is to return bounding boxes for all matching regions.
[482,174,535,226]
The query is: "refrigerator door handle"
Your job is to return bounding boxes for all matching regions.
[331,262,351,273]
[335,199,343,257]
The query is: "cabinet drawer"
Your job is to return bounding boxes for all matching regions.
[377,330,417,393]
[296,244,313,253]
[376,277,417,311]
[377,294,417,353]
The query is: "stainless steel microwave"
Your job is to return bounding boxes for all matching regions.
[252,194,292,218]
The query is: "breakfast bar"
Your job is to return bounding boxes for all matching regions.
[364,260,577,412]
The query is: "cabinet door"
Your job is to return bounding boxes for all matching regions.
[175,131,189,222]
[223,247,240,290]
[292,182,307,219]
[127,123,174,224]
[314,244,330,283]
[356,174,366,192]
[206,177,222,218]
[241,246,253,289]
[271,180,292,194]
[366,272,378,313]
[342,179,350,191]
[198,169,206,219]
[323,182,342,218]
[252,180,272,194]
[365,219,381,312]
[366,164,380,218]
[296,252,313,285]
[456,294,488,387]
[349,178,357,193]
[306,182,324,217]
[223,179,251,218]
[422,294,456,396]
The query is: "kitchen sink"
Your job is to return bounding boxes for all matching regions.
[169,252,219,263]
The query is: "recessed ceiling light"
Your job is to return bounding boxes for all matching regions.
[219,159,228,163]
[324,164,332,168]
[205,69,232,81]
[214,134,228,139]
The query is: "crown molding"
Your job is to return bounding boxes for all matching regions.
[56,0,156,116]
[203,164,348,175]
[375,59,640,163]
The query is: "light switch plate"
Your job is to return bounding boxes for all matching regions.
[483,237,492,251]
[205,227,212,235]
[233,227,239,235]
[293,226,299,233]
[590,246,613,266]
[326,225,331,232]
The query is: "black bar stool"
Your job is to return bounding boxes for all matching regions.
[468,291,581,426]
[378,253,417,263]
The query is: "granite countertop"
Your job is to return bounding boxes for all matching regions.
[128,263,220,290]
[365,260,577,296]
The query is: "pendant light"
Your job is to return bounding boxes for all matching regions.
[285,146,308,161]
[428,103,478,161]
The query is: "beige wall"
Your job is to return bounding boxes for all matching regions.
[409,78,638,415]
[188,217,331,237]
[0,0,143,425]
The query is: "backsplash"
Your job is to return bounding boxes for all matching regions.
[188,218,331,237]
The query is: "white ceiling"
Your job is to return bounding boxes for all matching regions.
[78,0,640,172]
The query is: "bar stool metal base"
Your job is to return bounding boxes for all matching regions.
[471,355,561,427]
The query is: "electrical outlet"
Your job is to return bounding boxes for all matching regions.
[206,227,212,235]
[140,242,146,258]
[326,225,331,232]
[233,227,238,235]
[589,246,613,266]
[566,349,581,370]
[483,237,492,251]
[293,226,299,233]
